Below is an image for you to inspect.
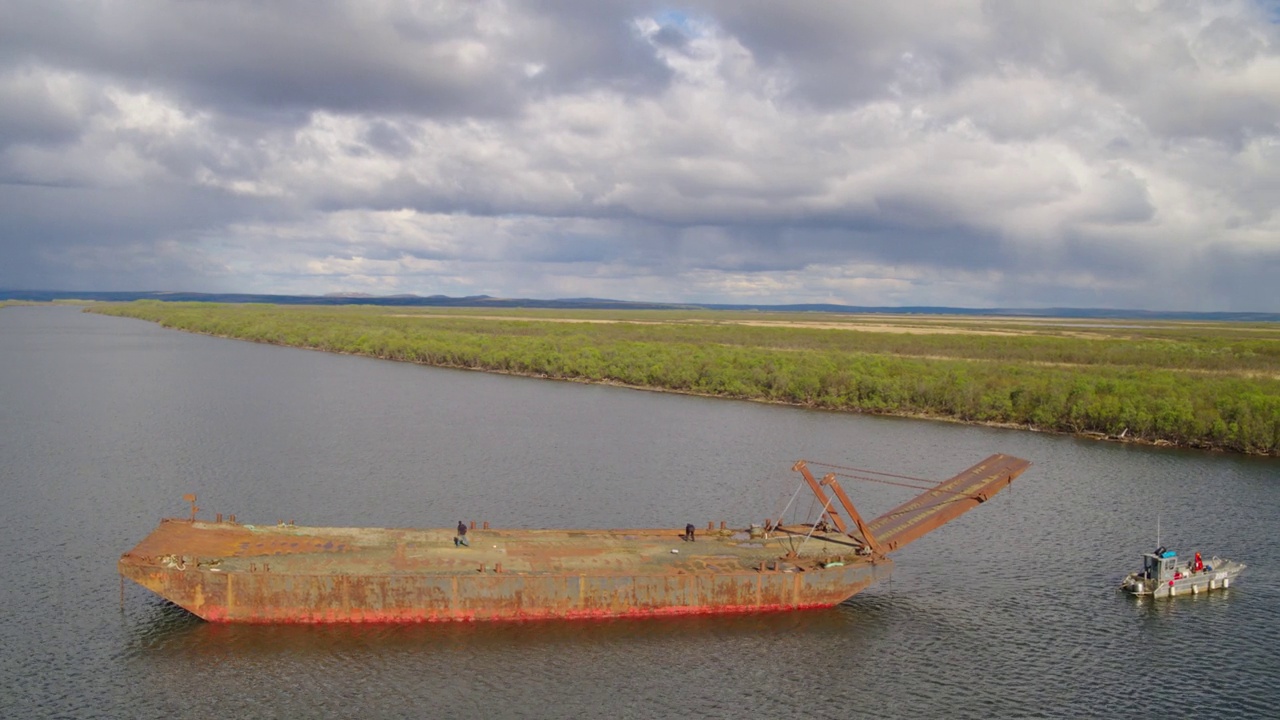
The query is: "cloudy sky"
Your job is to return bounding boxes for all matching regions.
[2,1,1279,310]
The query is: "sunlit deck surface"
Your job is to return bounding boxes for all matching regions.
[123,520,869,577]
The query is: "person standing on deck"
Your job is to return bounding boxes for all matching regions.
[455,520,470,547]
[684,523,695,542]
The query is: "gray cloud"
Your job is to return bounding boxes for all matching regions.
[0,0,672,119]
[702,1,994,106]
[0,0,1277,310]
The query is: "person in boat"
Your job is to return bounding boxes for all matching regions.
[455,520,470,547]
[1194,552,1203,572]
[684,523,695,542]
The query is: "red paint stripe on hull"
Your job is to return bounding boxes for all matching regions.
[194,601,845,624]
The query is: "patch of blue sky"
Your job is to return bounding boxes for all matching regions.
[654,8,709,37]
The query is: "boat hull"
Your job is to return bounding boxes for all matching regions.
[119,453,1030,623]
[1122,559,1246,598]
[120,558,892,623]
[119,520,892,623]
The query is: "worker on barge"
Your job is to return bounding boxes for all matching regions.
[455,520,469,547]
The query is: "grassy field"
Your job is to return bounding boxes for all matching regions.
[87,302,1280,455]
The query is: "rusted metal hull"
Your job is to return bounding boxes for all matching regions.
[119,522,891,623]
[117,569,889,623]
[119,453,1030,623]
[120,551,890,623]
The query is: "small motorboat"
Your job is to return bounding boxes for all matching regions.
[1121,546,1245,598]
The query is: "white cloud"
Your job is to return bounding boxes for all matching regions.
[0,0,1277,310]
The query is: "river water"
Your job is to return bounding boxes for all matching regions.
[1,306,1277,719]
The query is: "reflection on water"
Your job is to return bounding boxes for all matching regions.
[125,601,208,651]
[3,306,1279,720]
[1127,586,1240,621]
[131,601,879,657]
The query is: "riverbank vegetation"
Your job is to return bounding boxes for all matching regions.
[1,299,94,309]
[89,302,1280,455]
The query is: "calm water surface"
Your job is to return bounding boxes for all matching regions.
[1,306,1277,719]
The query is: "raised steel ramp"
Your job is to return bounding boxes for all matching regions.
[866,454,1032,553]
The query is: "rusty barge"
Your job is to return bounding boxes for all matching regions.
[119,453,1031,623]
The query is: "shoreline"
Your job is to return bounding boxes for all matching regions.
[78,302,1280,457]
[153,324,1269,458]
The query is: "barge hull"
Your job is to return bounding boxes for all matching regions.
[119,452,1029,623]
[120,553,891,623]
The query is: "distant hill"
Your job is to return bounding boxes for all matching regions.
[2,289,1276,322]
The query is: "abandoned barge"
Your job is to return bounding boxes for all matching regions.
[119,453,1031,623]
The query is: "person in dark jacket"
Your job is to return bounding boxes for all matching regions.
[455,520,470,547]
[684,523,695,542]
